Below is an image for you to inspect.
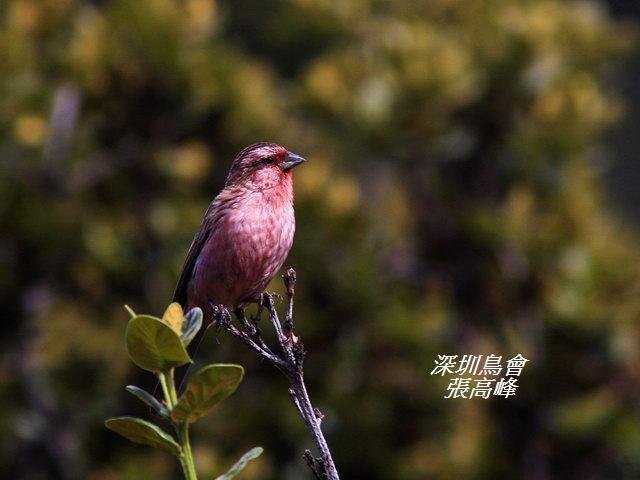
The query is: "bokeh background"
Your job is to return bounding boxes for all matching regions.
[2,0,640,479]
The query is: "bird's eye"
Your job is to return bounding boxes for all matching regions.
[263,156,276,164]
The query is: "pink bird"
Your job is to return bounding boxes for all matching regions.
[173,142,305,324]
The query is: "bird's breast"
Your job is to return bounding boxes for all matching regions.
[190,187,295,307]
[228,192,295,263]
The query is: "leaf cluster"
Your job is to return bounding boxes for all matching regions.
[105,303,261,480]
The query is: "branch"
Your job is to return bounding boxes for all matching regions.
[212,305,287,370]
[213,268,340,480]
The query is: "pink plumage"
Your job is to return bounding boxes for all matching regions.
[173,143,305,321]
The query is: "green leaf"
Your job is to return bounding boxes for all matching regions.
[181,307,203,346]
[162,302,184,335]
[172,364,244,423]
[105,417,182,456]
[126,315,191,372]
[214,447,263,480]
[125,385,169,418]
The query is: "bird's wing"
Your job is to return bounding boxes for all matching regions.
[172,203,217,307]
[172,228,208,307]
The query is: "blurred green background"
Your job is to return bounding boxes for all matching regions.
[2,0,640,478]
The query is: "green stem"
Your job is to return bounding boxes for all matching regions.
[166,369,179,406]
[157,369,198,480]
[180,422,198,480]
[158,371,174,409]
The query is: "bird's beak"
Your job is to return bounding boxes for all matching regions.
[282,152,306,171]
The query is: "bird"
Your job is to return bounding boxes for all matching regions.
[173,142,305,330]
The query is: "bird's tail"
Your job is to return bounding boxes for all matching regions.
[175,321,214,391]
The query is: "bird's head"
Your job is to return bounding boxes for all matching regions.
[225,142,306,190]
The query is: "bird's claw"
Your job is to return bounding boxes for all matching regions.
[235,306,263,340]
[270,292,284,303]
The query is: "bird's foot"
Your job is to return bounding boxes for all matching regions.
[235,307,261,339]
[270,292,284,303]
[210,303,228,331]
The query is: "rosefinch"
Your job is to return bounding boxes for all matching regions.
[173,142,305,325]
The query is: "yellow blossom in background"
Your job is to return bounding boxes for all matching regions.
[305,61,349,114]
[184,0,218,40]
[69,8,108,93]
[8,0,41,33]
[228,64,285,137]
[168,141,212,183]
[13,113,47,146]
[295,155,331,196]
[533,89,566,121]
[325,175,360,216]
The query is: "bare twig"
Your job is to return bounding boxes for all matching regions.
[213,268,340,480]
[304,449,324,480]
